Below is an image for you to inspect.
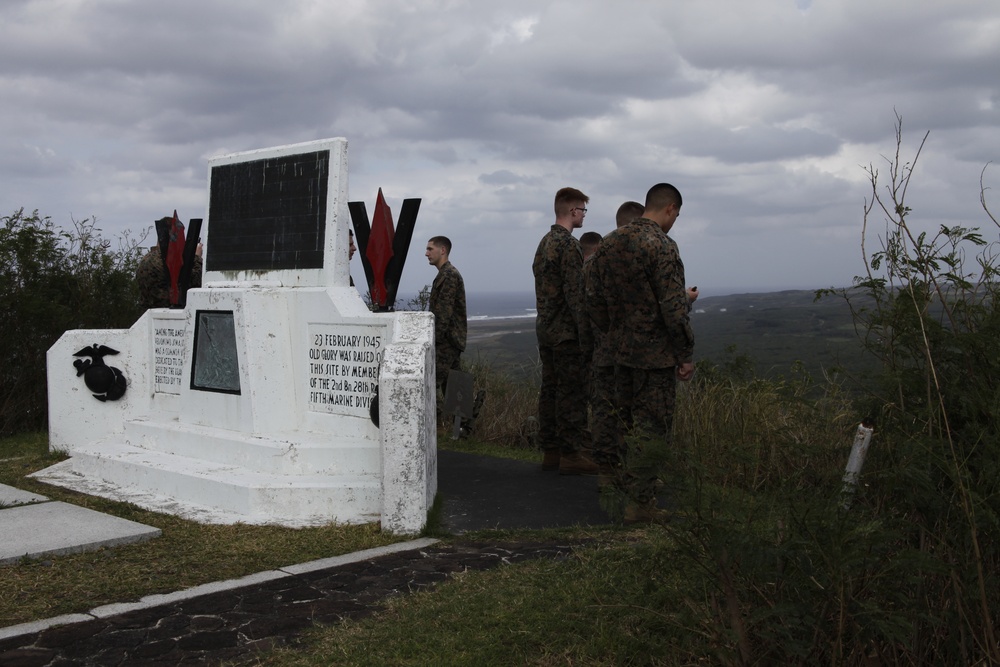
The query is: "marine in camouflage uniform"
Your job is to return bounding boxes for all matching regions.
[587,202,644,472]
[587,184,694,508]
[533,187,595,474]
[136,246,203,310]
[426,237,467,419]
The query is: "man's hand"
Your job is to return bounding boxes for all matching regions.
[677,361,695,382]
[686,286,699,303]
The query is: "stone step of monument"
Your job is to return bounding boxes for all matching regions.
[30,444,382,528]
[121,417,379,476]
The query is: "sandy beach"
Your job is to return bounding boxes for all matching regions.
[464,317,539,371]
[467,316,535,343]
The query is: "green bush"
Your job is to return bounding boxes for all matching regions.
[832,118,1000,663]
[0,209,144,435]
[679,354,856,493]
[661,116,1000,665]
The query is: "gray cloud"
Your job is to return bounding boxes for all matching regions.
[1,0,998,298]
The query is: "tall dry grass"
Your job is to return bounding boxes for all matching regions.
[675,364,858,492]
[462,355,541,450]
[465,350,859,491]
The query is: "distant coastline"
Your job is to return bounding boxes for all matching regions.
[465,291,536,322]
[468,313,536,322]
[388,287,846,323]
[462,287,873,380]
[454,287,837,321]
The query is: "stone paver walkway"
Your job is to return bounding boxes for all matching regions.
[0,540,583,666]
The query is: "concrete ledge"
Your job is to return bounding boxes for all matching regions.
[31,457,382,527]
[89,570,290,618]
[0,502,161,566]
[281,537,439,575]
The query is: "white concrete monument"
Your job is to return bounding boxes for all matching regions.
[34,138,437,535]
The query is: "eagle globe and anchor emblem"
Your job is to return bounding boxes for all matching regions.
[72,344,128,402]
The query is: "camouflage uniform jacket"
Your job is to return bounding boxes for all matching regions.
[586,219,693,368]
[136,247,203,309]
[533,225,592,351]
[430,261,467,353]
[584,254,613,368]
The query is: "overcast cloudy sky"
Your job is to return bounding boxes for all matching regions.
[2,0,998,299]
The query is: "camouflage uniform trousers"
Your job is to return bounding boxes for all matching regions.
[614,365,677,505]
[590,363,623,468]
[435,344,462,422]
[537,341,591,455]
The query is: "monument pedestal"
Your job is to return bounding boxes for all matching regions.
[35,139,436,534]
[37,290,434,532]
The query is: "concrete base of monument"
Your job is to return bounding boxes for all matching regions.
[30,420,383,526]
[31,457,381,527]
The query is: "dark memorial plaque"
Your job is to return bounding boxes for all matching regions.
[443,369,475,419]
[190,310,241,394]
[207,150,329,272]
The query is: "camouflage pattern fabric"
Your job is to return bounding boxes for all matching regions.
[136,247,203,310]
[537,342,590,455]
[584,255,613,369]
[586,218,693,368]
[429,261,467,417]
[534,224,593,456]
[585,255,621,466]
[590,363,622,467]
[430,261,467,355]
[586,218,693,503]
[532,225,591,351]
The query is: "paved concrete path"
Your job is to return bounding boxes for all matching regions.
[0,449,613,664]
[0,487,161,566]
[437,448,609,532]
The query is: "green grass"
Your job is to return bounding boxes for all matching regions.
[264,528,701,666]
[0,431,48,459]
[252,367,866,665]
[439,434,538,462]
[0,432,407,627]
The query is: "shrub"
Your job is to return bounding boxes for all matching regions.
[660,116,1000,665]
[0,209,144,435]
[830,116,1000,663]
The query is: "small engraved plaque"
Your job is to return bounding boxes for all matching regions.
[191,310,241,394]
[151,323,187,395]
[306,323,384,417]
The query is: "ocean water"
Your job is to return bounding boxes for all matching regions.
[466,291,536,321]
